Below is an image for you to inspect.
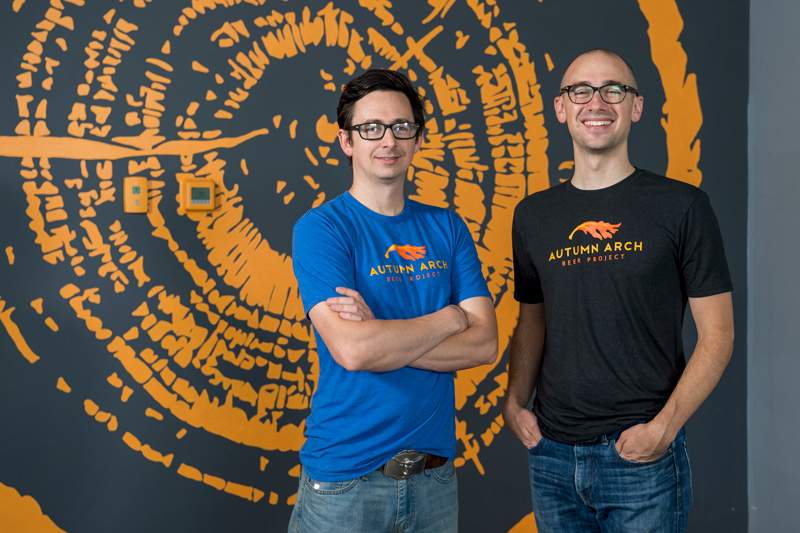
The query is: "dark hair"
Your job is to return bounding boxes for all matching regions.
[561,49,639,88]
[337,69,427,134]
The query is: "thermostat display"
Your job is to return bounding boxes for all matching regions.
[181,178,215,211]
[191,187,210,204]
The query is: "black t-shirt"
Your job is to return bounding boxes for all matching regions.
[512,169,732,443]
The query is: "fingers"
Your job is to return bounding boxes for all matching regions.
[327,287,374,321]
[335,286,365,303]
[327,301,364,318]
[336,311,363,322]
[503,403,541,447]
[328,289,366,309]
[519,421,542,448]
[615,424,667,462]
[326,299,357,310]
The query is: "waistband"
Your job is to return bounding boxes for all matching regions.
[576,421,646,445]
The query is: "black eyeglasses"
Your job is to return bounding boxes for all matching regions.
[348,122,421,140]
[560,84,640,104]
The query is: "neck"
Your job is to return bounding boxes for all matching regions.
[570,146,635,190]
[349,179,406,216]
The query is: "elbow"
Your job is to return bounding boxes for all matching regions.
[719,326,735,362]
[724,331,735,362]
[701,327,735,368]
[329,340,374,372]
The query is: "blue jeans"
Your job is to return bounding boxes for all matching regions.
[528,427,692,533]
[288,462,458,533]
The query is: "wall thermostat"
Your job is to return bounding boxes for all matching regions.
[124,177,148,213]
[181,178,215,211]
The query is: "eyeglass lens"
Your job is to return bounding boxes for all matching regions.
[354,123,418,140]
[568,85,629,104]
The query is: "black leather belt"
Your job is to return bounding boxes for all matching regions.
[377,450,448,480]
[579,421,645,445]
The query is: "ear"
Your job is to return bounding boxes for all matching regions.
[554,95,567,123]
[338,129,353,157]
[414,129,424,153]
[631,94,644,123]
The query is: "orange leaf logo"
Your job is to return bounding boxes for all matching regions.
[385,244,427,260]
[568,221,621,240]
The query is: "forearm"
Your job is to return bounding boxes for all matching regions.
[408,321,497,372]
[312,303,468,372]
[650,292,735,441]
[651,328,734,439]
[503,302,546,410]
[409,296,498,372]
[501,302,546,446]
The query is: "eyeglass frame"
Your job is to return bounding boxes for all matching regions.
[347,122,421,140]
[559,84,640,104]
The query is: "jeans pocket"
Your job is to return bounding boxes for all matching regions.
[526,435,546,452]
[304,475,360,495]
[611,439,673,466]
[430,461,456,484]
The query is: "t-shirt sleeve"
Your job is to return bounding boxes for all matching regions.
[448,214,492,304]
[292,210,356,316]
[512,201,544,304]
[680,191,733,297]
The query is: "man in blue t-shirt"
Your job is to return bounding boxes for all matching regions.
[503,49,735,532]
[289,69,498,533]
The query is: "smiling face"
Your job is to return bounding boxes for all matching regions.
[338,90,423,190]
[554,50,643,158]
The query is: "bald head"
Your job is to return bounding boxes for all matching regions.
[560,49,638,89]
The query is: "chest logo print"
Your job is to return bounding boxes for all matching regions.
[385,244,427,260]
[372,243,446,281]
[550,220,643,266]
[568,221,621,240]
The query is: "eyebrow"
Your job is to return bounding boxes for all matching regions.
[569,79,628,87]
[356,118,414,124]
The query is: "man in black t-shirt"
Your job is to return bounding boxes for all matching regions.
[502,49,734,533]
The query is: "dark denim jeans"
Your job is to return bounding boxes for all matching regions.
[288,462,458,533]
[528,427,692,532]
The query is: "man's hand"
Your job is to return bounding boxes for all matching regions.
[615,420,672,462]
[326,287,375,321]
[502,401,542,448]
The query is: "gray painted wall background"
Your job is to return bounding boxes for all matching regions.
[0,1,763,530]
[749,1,800,532]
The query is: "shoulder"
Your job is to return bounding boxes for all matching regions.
[293,196,359,252]
[633,169,705,202]
[307,193,351,218]
[514,181,568,216]
[407,198,465,228]
[294,194,348,231]
[407,198,453,217]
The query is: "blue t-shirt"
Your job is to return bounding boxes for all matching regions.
[292,192,490,481]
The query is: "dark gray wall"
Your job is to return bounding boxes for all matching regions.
[678,2,750,530]
[748,1,800,531]
[0,1,750,531]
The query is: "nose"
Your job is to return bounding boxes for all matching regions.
[381,128,399,146]
[587,88,608,108]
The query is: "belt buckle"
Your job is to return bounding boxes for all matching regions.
[382,450,426,480]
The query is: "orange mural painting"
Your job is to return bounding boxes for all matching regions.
[0,0,705,531]
[0,483,66,533]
